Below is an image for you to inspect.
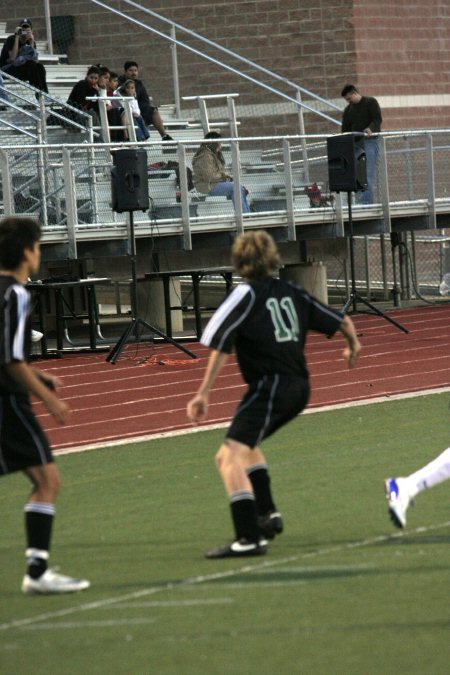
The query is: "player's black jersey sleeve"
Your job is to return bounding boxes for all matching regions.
[201,278,343,384]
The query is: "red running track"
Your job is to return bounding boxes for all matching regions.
[32,304,450,450]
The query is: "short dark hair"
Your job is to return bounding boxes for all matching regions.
[341,84,358,97]
[124,61,138,71]
[0,217,41,269]
[96,64,110,76]
[86,65,101,77]
[205,131,222,140]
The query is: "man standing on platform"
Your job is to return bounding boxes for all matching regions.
[341,83,382,204]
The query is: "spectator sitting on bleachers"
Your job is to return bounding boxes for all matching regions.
[104,70,124,141]
[67,65,101,111]
[66,65,102,129]
[92,65,114,142]
[0,19,48,96]
[95,65,111,102]
[107,71,119,97]
[118,60,172,141]
[192,131,251,213]
[113,78,149,141]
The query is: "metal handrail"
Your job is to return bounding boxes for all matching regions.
[0,71,95,136]
[88,0,341,128]
[119,0,342,115]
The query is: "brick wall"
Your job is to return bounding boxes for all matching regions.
[2,0,450,132]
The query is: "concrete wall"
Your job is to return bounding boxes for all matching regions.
[1,1,449,131]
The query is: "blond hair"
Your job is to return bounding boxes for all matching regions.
[231,230,280,280]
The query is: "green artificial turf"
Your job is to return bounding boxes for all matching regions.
[0,393,449,674]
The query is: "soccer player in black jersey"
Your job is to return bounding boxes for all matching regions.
[187,230,361,558]
[0,216,90,594]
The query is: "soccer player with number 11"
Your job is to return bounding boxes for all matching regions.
[187,230,361,558]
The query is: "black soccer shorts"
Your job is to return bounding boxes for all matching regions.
[226,373,310,449]
[0,393,53,475]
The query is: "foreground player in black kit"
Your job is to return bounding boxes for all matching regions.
[187,230,361,558]
[0,216,90,594]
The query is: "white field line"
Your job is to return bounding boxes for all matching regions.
[1,519,449,633]
[54,385,450,455]
[22,618,156,630]
[100,598,234,608]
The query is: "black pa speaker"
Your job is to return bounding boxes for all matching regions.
[327,133,368,192]
[111,149,149,213]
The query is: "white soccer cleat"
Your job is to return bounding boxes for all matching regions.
[31,329,43,343]
[385,477,413,528]
[22,568,90,595]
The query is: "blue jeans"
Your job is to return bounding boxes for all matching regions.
[210,180,250,213]
[134,115,149,141]
[358,137,379,204]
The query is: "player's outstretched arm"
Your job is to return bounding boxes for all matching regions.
[187,349,229,423]
[339,315,361,368]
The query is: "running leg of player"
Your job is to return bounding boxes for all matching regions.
[205,439,266,559]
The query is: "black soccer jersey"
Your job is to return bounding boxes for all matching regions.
[201,277,343,383]
[0,275,32,394]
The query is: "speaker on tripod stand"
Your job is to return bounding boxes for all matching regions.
[326,133,408,333]
[106,149,197,364]
[327,132,367,193]
[111,148,149,213]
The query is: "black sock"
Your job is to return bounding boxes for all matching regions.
[25,503,55,578]
[229,491,259,542]
[246,465,276,515]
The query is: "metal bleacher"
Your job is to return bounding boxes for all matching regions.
[0,16,312,222]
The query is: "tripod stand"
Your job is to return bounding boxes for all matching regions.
[106,211,197,364]
[342,192,409,334]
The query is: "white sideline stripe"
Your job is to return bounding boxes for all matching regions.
[54,385,450,456]
[183,580,308,590]
[1,520,449,633]
[253,563,375,573]
[22,618,156,630]
[94,598,234,609]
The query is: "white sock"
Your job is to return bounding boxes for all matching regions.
[407,447,450,497]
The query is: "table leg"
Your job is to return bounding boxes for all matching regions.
[192,273,202,339]
[162,277,172,338]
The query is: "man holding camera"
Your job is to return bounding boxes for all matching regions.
[0,18,48,95]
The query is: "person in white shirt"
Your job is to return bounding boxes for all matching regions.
[113,78,149,141]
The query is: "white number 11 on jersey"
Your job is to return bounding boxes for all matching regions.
[266,297,300,342]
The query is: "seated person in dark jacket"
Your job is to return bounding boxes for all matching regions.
[67,66,101,111]
[66,65,101,128]
[0,18,48,95]
[118,60,172,141]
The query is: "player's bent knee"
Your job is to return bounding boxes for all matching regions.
[215,441,236,471]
